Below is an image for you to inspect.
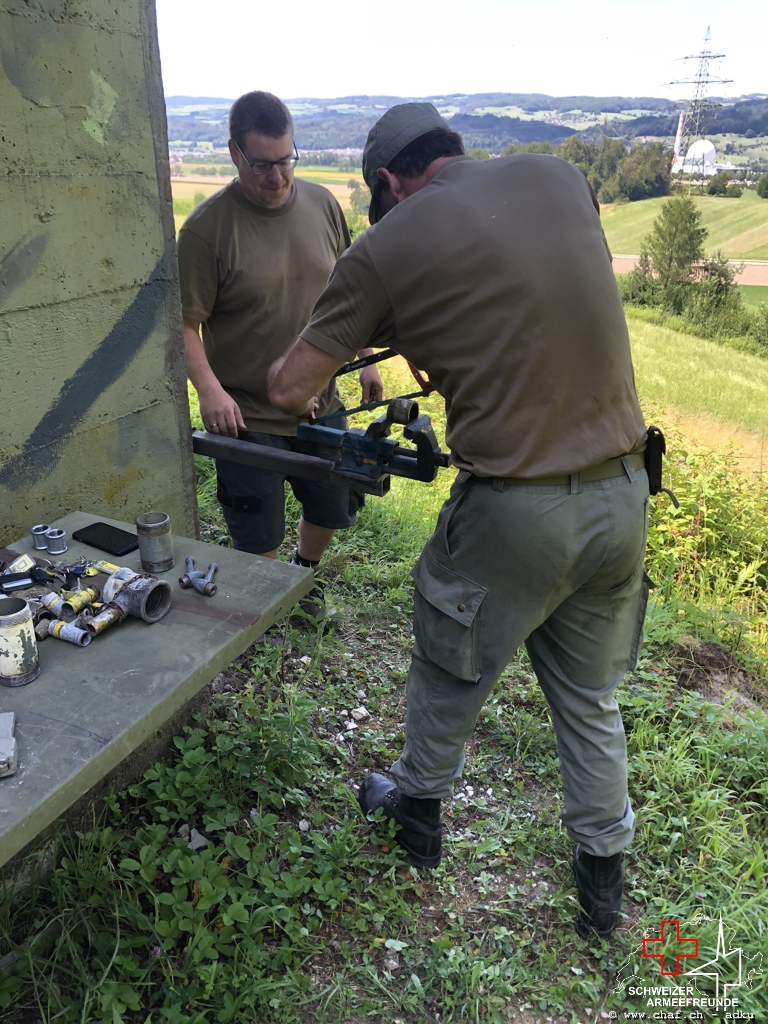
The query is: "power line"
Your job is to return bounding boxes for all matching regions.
[669,26,733,160]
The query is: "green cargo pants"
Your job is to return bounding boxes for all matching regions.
[390,458,650,858]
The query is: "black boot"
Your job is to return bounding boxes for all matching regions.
[358,773,442,868]
[573,844,624,939]
[290,553,327,619]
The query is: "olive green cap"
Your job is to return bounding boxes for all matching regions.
[363,102,453,224]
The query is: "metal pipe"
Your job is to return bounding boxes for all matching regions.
[102,567,172,623]
[192,430,335,481]
[0,598,41,686]
[84,602,126,636]
[136,511,175,573]
[40,592,69,620]
[190,562,217,597]
[45,528,68,555]
[178,556,204,589]
[60,587,99,619]
[31,524,50,550]
[48,619,91,647]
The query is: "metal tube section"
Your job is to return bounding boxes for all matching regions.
[191,431,335,482]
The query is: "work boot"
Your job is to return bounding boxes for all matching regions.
[573,844,624,939]
[289,553,327,620]
[358,773,442,868]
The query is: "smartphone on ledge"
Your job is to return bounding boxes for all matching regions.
[71,522,139,557]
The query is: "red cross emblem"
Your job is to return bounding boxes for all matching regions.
[642,920,699,976]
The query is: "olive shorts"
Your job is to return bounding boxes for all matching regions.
[216,429,360,555]
[390,459,650,857]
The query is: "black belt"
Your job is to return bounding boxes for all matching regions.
[491,452,646,489]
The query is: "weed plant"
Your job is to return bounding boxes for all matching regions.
[2,364,767,1023]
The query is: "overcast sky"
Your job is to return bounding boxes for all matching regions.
[155,0,766,102]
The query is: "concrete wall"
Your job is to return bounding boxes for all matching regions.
[0,0,198,545]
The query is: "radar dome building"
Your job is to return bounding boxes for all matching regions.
[670,112,736,177]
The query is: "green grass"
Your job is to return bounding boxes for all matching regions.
[603,188,768,260]
[2,348,768,1023]
[739,284,768,309]
[627,316,768,436]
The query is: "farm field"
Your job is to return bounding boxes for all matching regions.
[171,165,361,226]
[602,188,768,260]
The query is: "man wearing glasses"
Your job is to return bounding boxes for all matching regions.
[178,91,382,610]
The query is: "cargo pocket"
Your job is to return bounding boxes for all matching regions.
[216,484,262,513]
[411,549,487,683]
[348,490,366,516]
[628,570,654,672]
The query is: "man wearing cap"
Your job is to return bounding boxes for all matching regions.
[269,103,649,939]
[178,90,382,611]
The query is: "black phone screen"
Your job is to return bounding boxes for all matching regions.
[71,522,139,556]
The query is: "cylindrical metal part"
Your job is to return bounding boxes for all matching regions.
[178,556,196,589]
[60,587,99,619]
[84,602,126,636]
[34,619,50,641]
[31,524,51,550]
[48,619,91,647]
[40,591,68,619]
[0,598,41,686]
[190,562,218,596]
[387,398,419,425]
[45,528,68,555]
[135,512,174,573]
[102,567,172,623]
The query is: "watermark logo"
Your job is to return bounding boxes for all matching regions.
[615,912,763,1020]
[642,920,698,976]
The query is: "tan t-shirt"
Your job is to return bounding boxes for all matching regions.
[178,178,350,434]
[301,154,646,478]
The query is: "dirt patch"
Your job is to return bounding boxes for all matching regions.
[669,638,765,710]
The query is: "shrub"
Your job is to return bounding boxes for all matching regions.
[757,173,768,199]
[466,147,490,160]
[643,195,706,291]
[707,171,730,196]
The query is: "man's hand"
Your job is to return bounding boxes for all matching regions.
[183,318,246,438]
[198,381,246,438]
[360,364,384,404]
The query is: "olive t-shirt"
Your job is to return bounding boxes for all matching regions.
[301,154,646,478]
[178,179,351,434]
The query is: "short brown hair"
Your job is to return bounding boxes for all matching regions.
[229,91,293,150]
[387,128,465,178]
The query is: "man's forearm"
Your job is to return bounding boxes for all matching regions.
[269,337,345,416]
[183,322,220,395]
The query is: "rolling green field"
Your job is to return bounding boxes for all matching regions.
[629,316,768,436]
[602,188,768,260]
[738,284,768,309]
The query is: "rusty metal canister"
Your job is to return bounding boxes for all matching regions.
[135,512,174,573]
[0,598,41,687]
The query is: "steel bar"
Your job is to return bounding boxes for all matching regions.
[191,430,335,482]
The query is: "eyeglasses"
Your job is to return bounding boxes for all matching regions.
[234,140,300,176]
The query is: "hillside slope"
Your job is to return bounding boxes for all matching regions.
[603,189,768,260]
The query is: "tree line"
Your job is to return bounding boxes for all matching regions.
[466,138,672,204]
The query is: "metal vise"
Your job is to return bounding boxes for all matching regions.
[296,399,449,496]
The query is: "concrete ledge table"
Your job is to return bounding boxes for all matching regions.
[0,511,313,869]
